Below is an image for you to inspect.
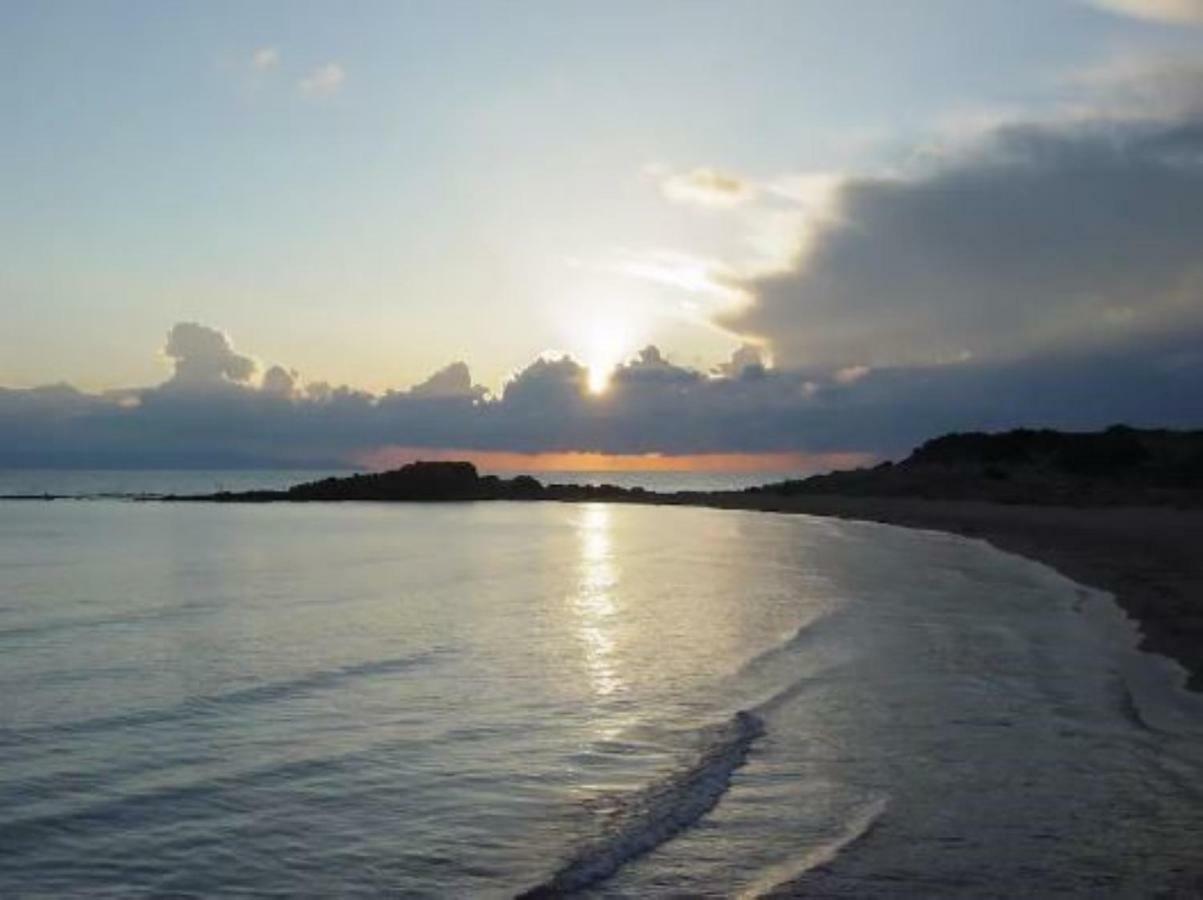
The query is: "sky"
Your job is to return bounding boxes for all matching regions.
[2,0,1203,470]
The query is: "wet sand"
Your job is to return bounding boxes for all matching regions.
[676,494,1203,692]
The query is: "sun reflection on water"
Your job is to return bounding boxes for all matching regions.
[572,503,623,699]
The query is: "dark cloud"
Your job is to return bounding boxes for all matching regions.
[2,318,1200,468]
[724,112,1203,370]
[261,365,299,398]
[713,344,767,379]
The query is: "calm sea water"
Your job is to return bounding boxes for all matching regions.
[1,497,1202,897]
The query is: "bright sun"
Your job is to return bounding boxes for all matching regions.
[581,317,631,395]
[587,365,611,395]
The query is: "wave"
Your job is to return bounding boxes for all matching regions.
[0,740,400,848]
[513,616,847,896]
[738,795,889,898]
[0,598,226,641]
[735,607,839,679]
[1116,678,1158,734]
[516,709,765,898]
[0,650,444,751]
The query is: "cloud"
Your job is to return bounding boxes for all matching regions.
[660,167,756,208]
[261,365,299,398]
[1,321,1201,468]
[723,104,1203,370]
[713,344,768,378]
[834,365,871,385]
[298,63,346,98]
[1085,0,1203,23]
[163,322,256,389]
[407,362,485,399]
[251,47,280,71]
[612,249,746,302]
[1064,56,1203,121]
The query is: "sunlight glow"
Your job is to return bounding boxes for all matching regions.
[581,314,633,395]
[573,503,623,699]
[587,365,612,395]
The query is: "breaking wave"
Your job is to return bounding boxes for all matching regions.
[738,796,889,898]
[517,709,765,898]
[735,606,839,678]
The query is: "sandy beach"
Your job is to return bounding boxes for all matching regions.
[680,493,1203,692]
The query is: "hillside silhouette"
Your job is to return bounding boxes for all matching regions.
[754,426,1203,506]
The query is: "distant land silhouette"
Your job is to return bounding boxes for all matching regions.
[182,425,1203,507]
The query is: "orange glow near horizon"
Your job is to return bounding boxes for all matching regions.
[354,446,875,475]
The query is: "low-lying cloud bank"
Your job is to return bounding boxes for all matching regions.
[1,319,1200,469]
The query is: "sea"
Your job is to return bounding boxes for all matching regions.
[2,470,1202,897]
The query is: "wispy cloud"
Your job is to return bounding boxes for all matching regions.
[251,47,280,71]
[1063,55,1203,119]
[611,249,745,303]
[299,63,346,99]
[659,166,757,208]
[1084,0,1203,24]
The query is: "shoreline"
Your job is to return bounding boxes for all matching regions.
[666,492,1203,693]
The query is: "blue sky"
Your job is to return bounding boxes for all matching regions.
[2,1,1203,467]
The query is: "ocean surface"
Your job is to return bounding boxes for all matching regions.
[2,493,1202,896]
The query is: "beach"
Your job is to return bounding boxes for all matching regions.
[686,493,1203,692]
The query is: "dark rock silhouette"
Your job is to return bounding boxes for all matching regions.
[180,460,654,504]
[751,426,1203,506]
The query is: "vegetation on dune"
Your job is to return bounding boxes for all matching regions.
[755,426,1203,506]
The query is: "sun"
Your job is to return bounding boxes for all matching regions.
[581,317,631,395]
[587,365,611,395]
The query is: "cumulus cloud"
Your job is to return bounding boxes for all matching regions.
[251,47,280,70]
[163,322,256,389]
[1,321,1201,467]
[723,107,1203,369]
[261,365,299,398]
[1086,0,1203,23]
[407,362,484,399]
[298,63,345,98]
[713,344,768,378]
[660,167,756,208]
